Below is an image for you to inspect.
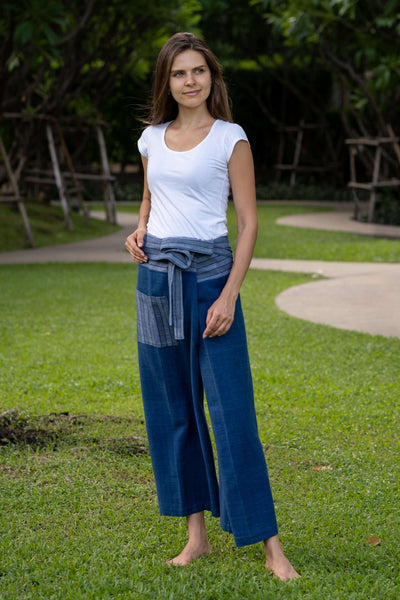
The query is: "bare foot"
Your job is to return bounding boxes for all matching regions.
[166,541,212,566]
[264,535,300,582]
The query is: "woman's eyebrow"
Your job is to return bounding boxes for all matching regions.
[170,64,207,74]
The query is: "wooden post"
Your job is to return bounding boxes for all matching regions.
[290,127,303,187]
[346,135,400,222]
[0,134,35,247]
[348,145,360,220]
[275,129,285,183]
[54,121,89,224]
[387,124,400,165]
[46,123,73,231]
[368,145,382,222]
[96,125,116,224]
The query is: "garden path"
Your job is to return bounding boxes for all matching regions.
[1,207,399,339]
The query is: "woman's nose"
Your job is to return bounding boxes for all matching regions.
[185,72,194,85]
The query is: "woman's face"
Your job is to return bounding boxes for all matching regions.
[169,49,212,110]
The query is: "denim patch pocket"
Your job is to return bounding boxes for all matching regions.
[136,289,178,347]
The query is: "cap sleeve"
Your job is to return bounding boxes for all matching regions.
[137,127,150,158]
[223,123,249,162]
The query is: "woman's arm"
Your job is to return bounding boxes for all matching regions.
[125,156,151,263]
[203,140,257,338]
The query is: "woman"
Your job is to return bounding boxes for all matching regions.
[125,32,299,581]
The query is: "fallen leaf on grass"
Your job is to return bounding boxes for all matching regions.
[365,536,381,547]
[312,465,332,471]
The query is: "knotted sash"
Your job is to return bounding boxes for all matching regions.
[143,234,233,340]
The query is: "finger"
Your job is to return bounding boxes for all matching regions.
[211,316,234,337]
[203,311,218,336]
[125,237,137,253]
[125,238,147,262]
[202,321,216,338]
[203,317,225,338]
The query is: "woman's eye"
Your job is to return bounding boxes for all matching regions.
[171,67,205,77]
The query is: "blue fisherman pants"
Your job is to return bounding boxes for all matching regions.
[136,235,278,547]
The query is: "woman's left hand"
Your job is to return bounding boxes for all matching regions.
[203,295,236,338]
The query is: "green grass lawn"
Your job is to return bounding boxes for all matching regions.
[3,200,400,264]
[0,201,120,252]
[1,262,399,599]
[249,205,400,262]
[117,203,400,263]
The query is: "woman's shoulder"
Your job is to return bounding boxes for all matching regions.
[139,121,170,139]
[214,119,248,139]
[137,121,171,156]
[212,120,249,159]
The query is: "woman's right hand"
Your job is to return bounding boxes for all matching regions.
[125,228,148,263]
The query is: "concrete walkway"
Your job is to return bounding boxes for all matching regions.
[251,258,400,338]
[258,209,400,338]
[1,207,399,339]
[277,209,400,239]
[0,211,138,265]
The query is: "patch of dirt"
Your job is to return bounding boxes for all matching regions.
[0,409,148,455]
[0,409,59,447]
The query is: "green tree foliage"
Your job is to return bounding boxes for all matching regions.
[1,0,201,117]
[1,0,399,178]
[0,0,201,167]
[195,0,400,188]
[197,0,342,175]
[250,0,400,136]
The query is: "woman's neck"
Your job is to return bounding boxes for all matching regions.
[173,106,214,130]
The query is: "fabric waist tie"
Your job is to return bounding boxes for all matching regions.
[143,234,232,340]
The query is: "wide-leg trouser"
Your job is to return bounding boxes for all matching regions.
[136,262,278,547]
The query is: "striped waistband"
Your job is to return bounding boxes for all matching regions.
[142,234,233,340]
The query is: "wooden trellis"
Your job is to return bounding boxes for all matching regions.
[274,121,339,186]
[0,133,35,247]
[3,113,117,231]
[346,125,400,222]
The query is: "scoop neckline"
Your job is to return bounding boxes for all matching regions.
[162,119,218,153]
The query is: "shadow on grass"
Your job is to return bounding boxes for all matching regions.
[0,409,148,456]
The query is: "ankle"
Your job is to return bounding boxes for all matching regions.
[264,535,284,559]
[187,536,211,550]
[263,536,300,581]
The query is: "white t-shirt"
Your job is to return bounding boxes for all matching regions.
[137,119,249,240]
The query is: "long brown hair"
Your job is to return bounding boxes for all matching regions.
[146,32,232,125]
